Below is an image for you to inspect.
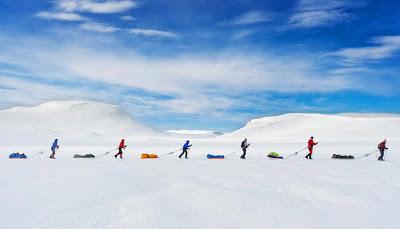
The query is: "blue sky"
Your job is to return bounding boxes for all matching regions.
[1,0,400,132]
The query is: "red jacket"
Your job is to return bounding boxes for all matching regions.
[308,139,317,148]
[119,140,126,149]
[378,141,387,150]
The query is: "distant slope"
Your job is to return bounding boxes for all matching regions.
[222,113,400,142]
[0,100,158,138]
[166,130,223,138]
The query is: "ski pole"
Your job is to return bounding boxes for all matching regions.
[285,147,308,159]
[384,149,388,160]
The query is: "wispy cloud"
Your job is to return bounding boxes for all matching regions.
[127,28,177,38]
[80,22,120,33]
[120,15,136,21]
[56,0,137,14]
[220,10,273,26]
[329,67,369,75]
[35,11,86,21]
[77,22,177,37]
[288,0,364,29]
[77,24,177,37]
[232,30,257,40]
[326,35,400,63]
[0,33,354,99]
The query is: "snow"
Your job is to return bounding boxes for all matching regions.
[166,129,224,138]
[1,158,400,229]
[224,113,400,142]
[1,101,400,229]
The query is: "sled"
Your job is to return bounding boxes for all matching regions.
[207,154,225,159]
[9,153,27,159]
[331,154,355,160]
[73,154,95,158]
[141,153,158,159]
[267,152,284,159]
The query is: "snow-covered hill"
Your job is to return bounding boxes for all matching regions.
[223,113,400,142]
[0,100,155,136]
[0,101,161,151]
[166,129,224,138]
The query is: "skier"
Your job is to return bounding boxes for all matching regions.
[49,139,59,159]
[377,139,388,161]
[240,138,250,159]
[114,139,126,159]
[305,136,318,160]
[179,140,192,159]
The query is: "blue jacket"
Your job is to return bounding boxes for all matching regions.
[51,139,59,151]
[183,142,192,150]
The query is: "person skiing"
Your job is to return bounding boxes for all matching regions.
[377,139,388,161]
[114,139,126,159]
[240,138,250,159]
[50,139,59,159]
[305,136,318,160]
[179,140,192,159]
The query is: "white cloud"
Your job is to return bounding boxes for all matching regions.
[2,33,384,117]
[77,23,177,37]
[221,10,273,26]
[0,38,351,96]
[288,0,364,29]
[80,22,120,33]
[35,11,86,21]
[326,35,400,62]
[127,28,177,38]
[120,15,136,21]
[56,0,137,14]
[330,67,369,75]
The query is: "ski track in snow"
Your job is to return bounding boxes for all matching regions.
[1,157,400,229]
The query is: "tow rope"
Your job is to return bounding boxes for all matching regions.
[159,148,183,158]
[250,144,267,156]
[96,147,118,158]
[356,150,379,159]
[285,147,308,159]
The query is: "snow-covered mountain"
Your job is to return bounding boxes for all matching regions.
[166,129,224,138]
[223,113,400,142]
[0,101,161,149]
[0,100,156,136]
